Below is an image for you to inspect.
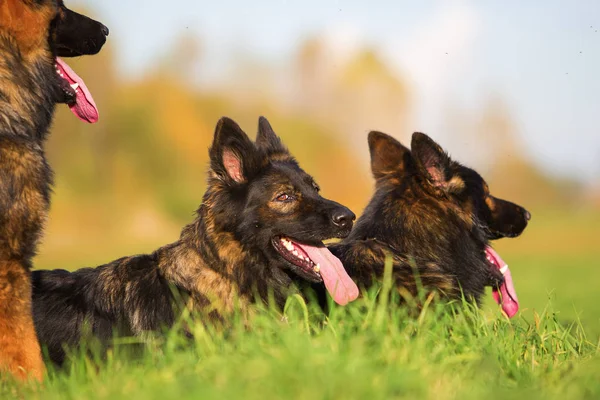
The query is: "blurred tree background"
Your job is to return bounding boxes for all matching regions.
[37,25,600,333]
[40,32,597,268]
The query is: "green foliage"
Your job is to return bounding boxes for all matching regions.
[3,282,598,399]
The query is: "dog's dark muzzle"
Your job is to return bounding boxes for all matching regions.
[55,8,109,57]
[487,197,531,240]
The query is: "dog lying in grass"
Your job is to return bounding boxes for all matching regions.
[32,117,359,365]
[317,131,530,316]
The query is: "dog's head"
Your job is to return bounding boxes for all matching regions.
[0,0,108,122]
[367,131,530,242]
[364,131,530,315]
[408,132,531,240]
[206,117,359,305]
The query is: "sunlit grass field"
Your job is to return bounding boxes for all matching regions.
[491,208,600,337]
[3,270,599,399]
[3,209,597,398]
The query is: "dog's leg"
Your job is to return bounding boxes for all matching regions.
[0,140,49,382]
[0,261,45,382]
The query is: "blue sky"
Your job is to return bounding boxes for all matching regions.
[74,0,600,185]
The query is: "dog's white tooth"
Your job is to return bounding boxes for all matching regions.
[292,250,298,256]
[499,265,509,275]
[70,83,79,90]
[314,263,320,273]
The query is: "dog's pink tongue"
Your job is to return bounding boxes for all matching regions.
[296,244,359,305]
[487,246,519,318]
[55,57,99,123]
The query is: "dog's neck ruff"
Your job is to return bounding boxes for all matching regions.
[0,40,57,139]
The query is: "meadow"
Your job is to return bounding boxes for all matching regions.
[3,43,599,399]
[2,207,599,399]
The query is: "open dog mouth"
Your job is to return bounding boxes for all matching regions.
[485,246,519,318]
[272,236,359,306]
[273,237,322,280]
[55,57,99,123]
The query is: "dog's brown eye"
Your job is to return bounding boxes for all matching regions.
[275,193,292,202]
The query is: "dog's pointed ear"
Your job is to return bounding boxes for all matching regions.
[411,132,453,190]
[210,117,258,184]
[368,131,411,179]
[256,116,288,155]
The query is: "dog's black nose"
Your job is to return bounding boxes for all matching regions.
[101,24,109,36]
[523,208,531,221]
[332,209,356,229]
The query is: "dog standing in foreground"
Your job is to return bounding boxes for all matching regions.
[327,131,530,316]
[0,0,107,381]
[32,117,359,366]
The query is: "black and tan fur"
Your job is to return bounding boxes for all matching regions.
[325,131,530,305]
[0,0,107,381]
[32,117,356,366]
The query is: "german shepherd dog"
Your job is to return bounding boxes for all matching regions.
[0,0,108,380]
[326,131,530,316]
[31,117,359,366]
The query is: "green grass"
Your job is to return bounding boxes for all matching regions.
[483,253,600,337]
[3,257,599,399]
